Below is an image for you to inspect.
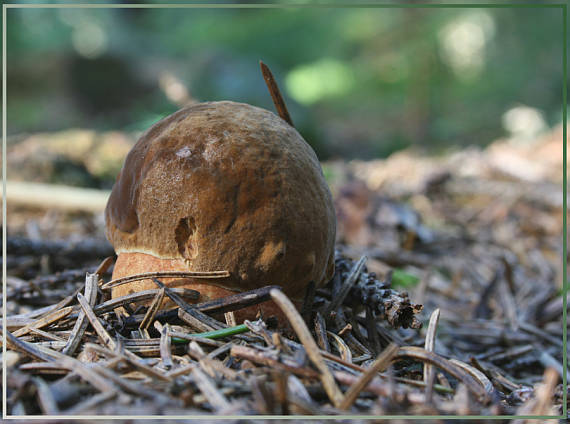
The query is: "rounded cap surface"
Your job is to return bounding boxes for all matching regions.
[105,101,336,301]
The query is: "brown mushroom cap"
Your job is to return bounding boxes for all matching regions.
[105,101,336,304]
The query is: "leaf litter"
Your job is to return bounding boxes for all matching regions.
[2,126,566,421]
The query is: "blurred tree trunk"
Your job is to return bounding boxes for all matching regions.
[403,7,435,148]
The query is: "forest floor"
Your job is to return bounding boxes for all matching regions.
[3,125,567,422]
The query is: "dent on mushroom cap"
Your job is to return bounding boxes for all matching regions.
[105,101,336,301]
[175,216,198,261]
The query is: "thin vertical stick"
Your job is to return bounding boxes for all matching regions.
[260,61,294,127]
[424,308,441,389]
[326,256,367,314]
[160,324,174,370]
[269,289,344,408]
[139,287,165,331]
[77,293,116,351]
[63,273,99,355]
[224,311,237,327]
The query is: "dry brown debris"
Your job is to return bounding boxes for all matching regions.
[3,125,566,419]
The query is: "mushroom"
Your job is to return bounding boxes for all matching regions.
[105,98,336,323]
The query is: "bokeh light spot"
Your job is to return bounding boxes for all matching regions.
[72,23,107,59]
[285,59,355,105]
[502,105,547,143]
[438,11,495,81]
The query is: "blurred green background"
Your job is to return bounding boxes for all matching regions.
[6,4,564,161]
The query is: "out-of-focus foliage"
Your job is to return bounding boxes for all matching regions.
[6,5,564,159]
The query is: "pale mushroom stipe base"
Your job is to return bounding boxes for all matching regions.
[104,98,336,325]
